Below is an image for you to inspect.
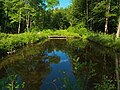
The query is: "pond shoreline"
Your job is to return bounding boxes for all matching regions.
[87,34,120,53]
[0,31,81,59]
[1,30,120,59]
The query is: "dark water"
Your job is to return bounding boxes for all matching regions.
[0,39,120,90]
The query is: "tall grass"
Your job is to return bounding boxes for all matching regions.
[88,33,115,47]
[0,32,46,53]
[1,24,120,55]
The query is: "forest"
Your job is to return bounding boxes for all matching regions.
[0,0,120,56]
[0,0,119,33]
[0,0,120,55]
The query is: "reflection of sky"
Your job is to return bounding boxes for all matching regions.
[40,50,76,90]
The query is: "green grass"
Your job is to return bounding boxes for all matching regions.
[40,29,80,38]
[87,32,120,52]
[0,32,46,53]
[0,29,81,55]
[1,25,120,55]
[88,33,115,47]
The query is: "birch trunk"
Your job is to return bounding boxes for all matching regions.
[90,0,93,30]
[116,17,120,38]
[105,0,110,34]
[26,12,30,32]
[18,9,21,34]
[105,17,109,33]
[116,0,120,38]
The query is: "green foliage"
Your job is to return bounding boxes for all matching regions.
[0,33,8,40]
[68,39,87,48]
[67,22,92,39]
[86,31,120,52]
[0,75,25,90]
[94,75,116,90]
[51,8,70,30]
[58,71,77,90]
[88,33,115,47]
[73,57,96,90]
[53,30,80,37]
[71,0,86,21]
[73,58,96,79]
[0,32,46,53]
[0,0,119,34]
[46,0,59,9]
[0,28,83,55]
[113,38,120,52]
[67,22,87,33]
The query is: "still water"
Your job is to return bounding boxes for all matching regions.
[0,39,120,90]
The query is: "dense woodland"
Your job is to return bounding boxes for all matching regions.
[0,0,120,35]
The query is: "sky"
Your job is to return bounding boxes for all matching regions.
[57,0,72,8]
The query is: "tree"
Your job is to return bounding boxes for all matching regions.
[71,0,86,23]
[0,0,5,32]
[105,0,111,34]
[51,8,70,29]
[46,0,59,9]
[66,5,78,26]
[5,0,25,33]
[116,0,120,38]
[23,0,36,31]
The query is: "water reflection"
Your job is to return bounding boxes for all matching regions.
[115,53,120,90]
[0,39,120,89]
[40,50,76,90]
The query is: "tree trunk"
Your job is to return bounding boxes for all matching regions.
[26,12,30,32]
[116,0,120,38]
[105,0,110,34]
[90,0,93,30]
[116,17,120,38]
[105,17,109,33]
[4,5,7,31]
[18,9,21,34]
[86,0,89,29]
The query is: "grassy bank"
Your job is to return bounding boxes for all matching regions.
[0,32,46,56]
[1,26,120,57]
[40,29,80,37]
[87,32,120,52]
[64,24,120,52]
[0,30,81,57]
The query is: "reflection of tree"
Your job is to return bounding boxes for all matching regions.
[115,53,120,90]
[73,58,96,90]
[43,39,67,53]
[0,39,84,89]
[0,74,25,90]
[94,75,116,90]
[48,56,60,64]
[72,41,117,89]
[2,39,115,89]
[43,39,82,59]
[10,56,51,90]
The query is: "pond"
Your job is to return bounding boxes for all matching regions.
[0,39,120,90]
